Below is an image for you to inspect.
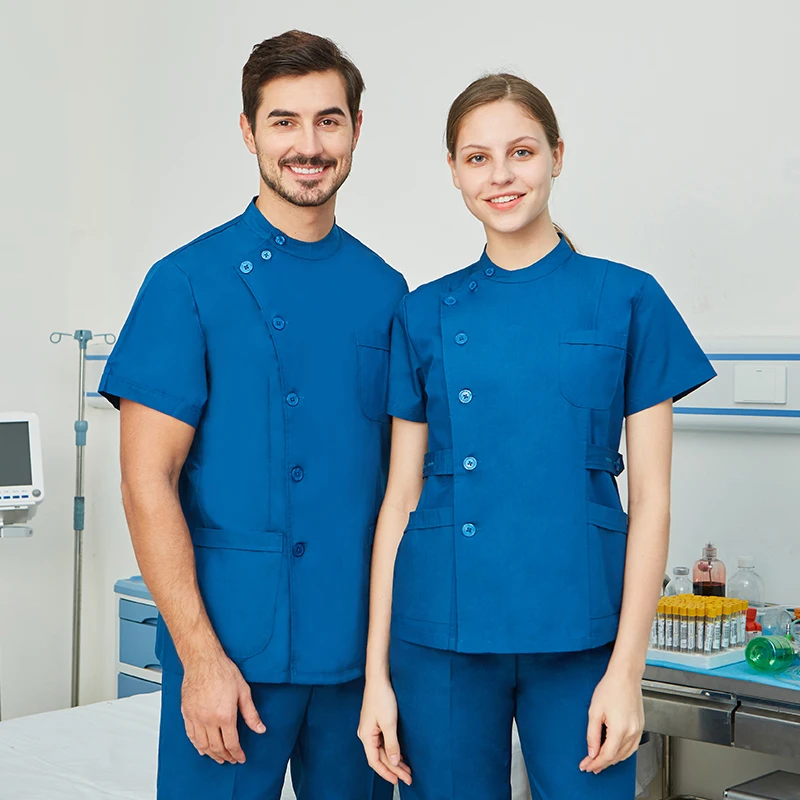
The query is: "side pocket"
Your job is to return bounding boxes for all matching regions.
[357,334,391,423]
[559,329,627,410]
[192,528,284,659]
[392,508,453,626]
[587,503,629,620]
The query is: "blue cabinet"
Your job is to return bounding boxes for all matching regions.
[114,576,162,697]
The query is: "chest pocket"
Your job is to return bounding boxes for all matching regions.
[356,333,390,423]
[559,329,628,410]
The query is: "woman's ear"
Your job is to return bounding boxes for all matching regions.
[447,153,461,190]
[552,138,565,179]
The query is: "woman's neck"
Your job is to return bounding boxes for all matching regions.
[484,211,561,271]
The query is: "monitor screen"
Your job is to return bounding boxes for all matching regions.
[0,421,33,486]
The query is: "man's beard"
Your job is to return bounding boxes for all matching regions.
[258,153,353,208]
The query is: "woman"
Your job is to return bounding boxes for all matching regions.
[358,73,715,798]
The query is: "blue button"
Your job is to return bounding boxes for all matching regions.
[484,266,495,277]
[469,280,478,291]
[239,261,253,274]
[275,235,286,245]
[261,250,272,261]
[458,389,473,404]
[272,317,286,330]
[292,543,306,557]
[286,393,300,407]
[291,466,304,482]
[443,296,457,306]
[462,523,476,538]
[463,457,477,471]
[455,333,468,345]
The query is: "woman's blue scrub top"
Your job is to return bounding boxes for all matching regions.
[100,200,408,684]
[388,236,716,654]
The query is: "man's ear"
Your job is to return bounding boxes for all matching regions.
[240,112,257,155]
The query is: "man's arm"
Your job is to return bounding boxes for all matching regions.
[120,398,265,764]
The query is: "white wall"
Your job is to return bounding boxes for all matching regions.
[1,0,799,794]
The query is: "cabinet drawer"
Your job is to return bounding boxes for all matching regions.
[118,672,161,699]
[119,598,158,624]
[119,617,160,670]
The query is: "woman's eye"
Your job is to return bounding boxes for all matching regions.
[515,149,532,157]
[468,154,486,164]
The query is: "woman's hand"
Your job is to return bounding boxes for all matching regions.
[579,666,644,774]
[358,676,412,786]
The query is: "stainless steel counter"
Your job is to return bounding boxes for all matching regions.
[642,664,800,797]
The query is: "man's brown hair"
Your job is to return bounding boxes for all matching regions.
[242,30,365,130]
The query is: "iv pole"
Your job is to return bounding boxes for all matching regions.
[50,329,116,707]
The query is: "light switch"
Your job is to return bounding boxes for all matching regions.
[733,365,788,404]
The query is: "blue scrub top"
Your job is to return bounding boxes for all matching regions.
[101,199,408,684]
[388,236,716,654]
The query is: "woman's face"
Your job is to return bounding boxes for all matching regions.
[449,99,563,237]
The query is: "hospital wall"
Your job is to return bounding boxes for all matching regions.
[1,0,798,794]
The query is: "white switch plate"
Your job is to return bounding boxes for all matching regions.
[733,365,788,404]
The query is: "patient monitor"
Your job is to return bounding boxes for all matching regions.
[0,412,44,537]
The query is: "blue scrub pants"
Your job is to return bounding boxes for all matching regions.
[158,669,393,799]
[389,639,636,800]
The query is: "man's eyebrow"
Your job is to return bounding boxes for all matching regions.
[266,107,347,119]
[317,107,347,118]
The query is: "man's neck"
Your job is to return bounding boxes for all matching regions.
[255,185,336,243]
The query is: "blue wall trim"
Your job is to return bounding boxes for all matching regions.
[675,407,800,418]
[707,353,800,361]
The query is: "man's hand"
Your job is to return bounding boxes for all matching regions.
[181,653,266,764]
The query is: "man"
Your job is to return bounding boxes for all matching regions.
[100,30,405,799]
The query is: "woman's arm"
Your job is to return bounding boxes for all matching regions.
[580,398,673,774]
[358,417,428,785]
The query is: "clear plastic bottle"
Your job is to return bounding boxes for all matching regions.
[727,556,765,607]
[693,542,727,597]
[665,566,694,596]
[745,635,798,672]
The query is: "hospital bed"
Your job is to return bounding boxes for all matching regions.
[0,691,581,799]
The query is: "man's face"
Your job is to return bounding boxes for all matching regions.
[241,70,362,208]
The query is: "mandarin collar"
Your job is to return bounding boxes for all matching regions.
[475,234,573,284]
[242,198,341,260]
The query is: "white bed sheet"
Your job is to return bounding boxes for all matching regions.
[0,691,656,798]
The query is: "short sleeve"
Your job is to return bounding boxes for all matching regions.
[387,296,426,422]
[99,259,208,427]
[624,275,716,416]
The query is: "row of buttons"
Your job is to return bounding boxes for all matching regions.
[442,267,496,305]
[240,235,289,273]
[1,494,29,500]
